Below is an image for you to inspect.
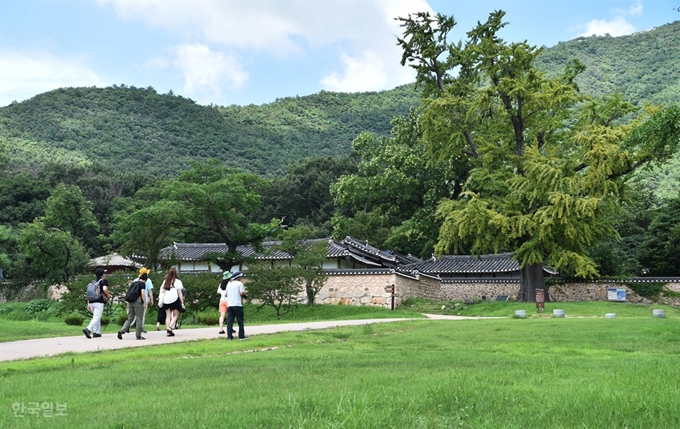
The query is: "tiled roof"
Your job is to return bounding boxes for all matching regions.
[161,236,420,268]
[403,253,519,274]
[160,242,293,261]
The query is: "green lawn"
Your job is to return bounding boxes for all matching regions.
[2,316,680,428]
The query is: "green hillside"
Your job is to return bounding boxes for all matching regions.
[0,21,678,181]
[0,84,421,176]
[536,20,680,106]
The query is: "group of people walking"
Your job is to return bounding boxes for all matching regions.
[84,267,247,341]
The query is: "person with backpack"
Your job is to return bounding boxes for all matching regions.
[128,267,154,334]
[160,268,185,337]
[83,268,110,339]
[118,273,148,340]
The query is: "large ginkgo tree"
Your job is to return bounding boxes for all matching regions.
[397,10,680,301]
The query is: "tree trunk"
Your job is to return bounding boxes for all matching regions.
[517,263,547,302]
[305,279,315,305]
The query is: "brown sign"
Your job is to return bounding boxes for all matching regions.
[535,289,545,308]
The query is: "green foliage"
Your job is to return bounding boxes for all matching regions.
[535,21,680,107]
[161,161,280,269]
[195,311,220,326]
[23,299,53,315]
[18,183,97,282]
[272,225,328,305]
[636,196,680,275]
[115,313,128,326]
[331,111,467,257]
[0,85,420,177]
[64,313,85,326]
[624,281,668,299]
[175,272,222,314]
[397,10,680,302]
[245,264,305,319]
[111,194,180,270]
[258,155,358,233]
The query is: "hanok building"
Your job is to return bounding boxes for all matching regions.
[156,236,533,307]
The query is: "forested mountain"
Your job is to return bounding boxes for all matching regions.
[535,20,680,107]
[0,21,678,180]
[0,84,421,176]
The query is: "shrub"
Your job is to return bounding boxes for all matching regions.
[101,316,110,326]
[0,303,21,316]
[24,299,54,315]
[195,311,220,326]
[64,313,85,326]
[116,314,128,326]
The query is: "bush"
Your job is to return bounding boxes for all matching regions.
[195,311,220,326]
[24,299,54,315]
[64,313,85,326]
[0,303,21,316]
[116,314,128,326]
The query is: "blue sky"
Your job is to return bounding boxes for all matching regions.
[0,0,677,108]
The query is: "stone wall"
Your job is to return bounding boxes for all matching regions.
[315,273,399,308]
[440,281,520,301]
[311,274,680,307]
[548,281,680,303]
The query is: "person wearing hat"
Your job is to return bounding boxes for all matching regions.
[226,271,248,340]
[83,268,110,339]
[128,267,154,334]
[216,271,235,335]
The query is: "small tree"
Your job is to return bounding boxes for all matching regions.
[274,225,328,305]
[245,264,305,319]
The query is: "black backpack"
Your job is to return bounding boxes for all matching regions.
[124,280,144,303]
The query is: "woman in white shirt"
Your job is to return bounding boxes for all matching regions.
[216,271,231,334]
[161,268,185,337]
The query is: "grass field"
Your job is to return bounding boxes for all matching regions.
[2,309,680,428]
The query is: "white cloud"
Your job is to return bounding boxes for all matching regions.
[321,51,389,92]
[628,0,643,16]
[0,50,103,107]
[578,0,643,38]
[172,44,248,96]
[97,0,431,94]
[578,15,636,37]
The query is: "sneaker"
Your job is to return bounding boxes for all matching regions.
[82,328,91,339]
[166,330,175,337]
[117,331,123,340]
[238,336,249,341]
[137,337,146,340]
[92,333,102,338]
[218,330,225,334]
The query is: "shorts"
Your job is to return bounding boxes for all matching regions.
[164,298,183,311]
[219,301,228,313]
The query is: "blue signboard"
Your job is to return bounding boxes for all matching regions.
[607,288,626,301]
